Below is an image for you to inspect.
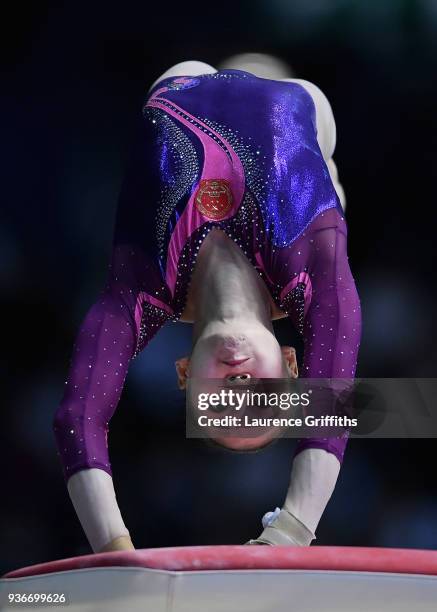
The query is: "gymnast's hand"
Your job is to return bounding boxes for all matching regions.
[67,468,135,554]
[98,534,135,553]
[246,507,315,546]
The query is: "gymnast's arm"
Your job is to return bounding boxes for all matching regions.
[284,216,362,535]
[52,248,170,553]
[53,271,134,553]
[249,215,361,545]
[52,111,173,552]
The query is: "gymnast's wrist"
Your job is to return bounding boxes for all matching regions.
[97,534,135,553]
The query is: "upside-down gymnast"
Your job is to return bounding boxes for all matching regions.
[53,60,361,553]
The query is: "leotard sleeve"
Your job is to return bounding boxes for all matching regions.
[280,210,361,463]
[53,116,173,483]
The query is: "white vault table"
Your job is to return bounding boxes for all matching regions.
[2,545,437,611]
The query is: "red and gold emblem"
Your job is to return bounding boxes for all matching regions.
[194,178,233,220]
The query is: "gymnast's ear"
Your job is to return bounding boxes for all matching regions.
[281,346,298,378]
[175,357,190,390]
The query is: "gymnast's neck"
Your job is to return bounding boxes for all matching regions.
[189,228,273,342]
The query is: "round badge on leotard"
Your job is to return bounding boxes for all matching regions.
[167,77,201,91]
[194,178,233,220]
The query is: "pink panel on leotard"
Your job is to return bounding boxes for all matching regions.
[145,93,245,296]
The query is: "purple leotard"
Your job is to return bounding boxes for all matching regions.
[53,69,362,482]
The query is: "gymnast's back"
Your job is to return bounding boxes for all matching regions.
[113,68,344,311]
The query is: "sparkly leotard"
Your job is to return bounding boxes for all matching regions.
[53,69,362,482]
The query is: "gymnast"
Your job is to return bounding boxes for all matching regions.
[53,60,361,553]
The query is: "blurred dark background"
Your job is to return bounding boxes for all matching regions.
[2,0,437,574]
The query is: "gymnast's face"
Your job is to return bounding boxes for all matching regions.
[175,328,298,451]
[176,327,298,384]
